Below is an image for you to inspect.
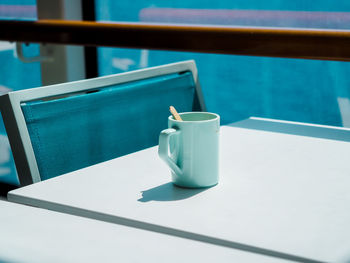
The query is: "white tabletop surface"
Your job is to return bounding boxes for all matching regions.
[0,200,284,263]
[8,118,350,263]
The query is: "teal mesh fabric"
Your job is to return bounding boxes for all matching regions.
[21,72,197,180]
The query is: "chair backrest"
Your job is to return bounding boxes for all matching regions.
[0,60,205,186]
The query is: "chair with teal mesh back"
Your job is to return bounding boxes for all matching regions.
[0,60,206,186]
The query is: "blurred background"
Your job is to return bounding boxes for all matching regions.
[1,0,350,185]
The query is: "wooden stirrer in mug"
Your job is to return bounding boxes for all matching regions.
[169,106,183,121]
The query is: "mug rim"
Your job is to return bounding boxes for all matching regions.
[169,111,220,123]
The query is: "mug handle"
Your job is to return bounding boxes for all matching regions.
[158,128,182,176]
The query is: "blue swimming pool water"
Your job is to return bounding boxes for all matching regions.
[99,49,349,126]
[96,1,350,126]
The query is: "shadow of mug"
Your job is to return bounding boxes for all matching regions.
[138,182,209,202]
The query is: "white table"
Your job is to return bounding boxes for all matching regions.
[8,118,350,263]
[0,200,280,263]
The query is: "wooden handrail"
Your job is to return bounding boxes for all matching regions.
[1,19,350,61]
